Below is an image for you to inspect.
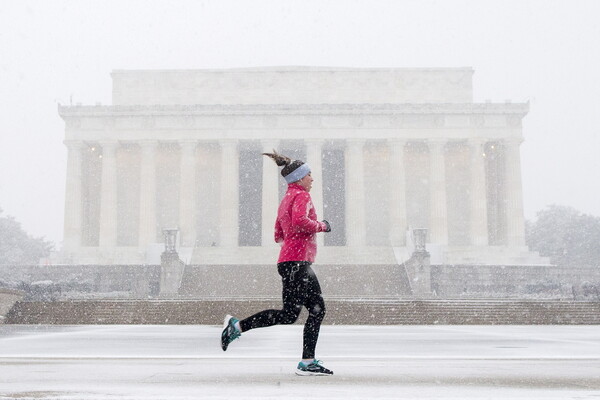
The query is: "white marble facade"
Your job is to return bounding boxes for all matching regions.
[59,67,546,265]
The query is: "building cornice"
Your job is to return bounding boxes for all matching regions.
[111,66,475,74]
[58,102,528,119]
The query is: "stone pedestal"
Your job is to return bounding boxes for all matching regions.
[404,230,433,297]
[160,253,185,298]
[159,229,185,297]
[407,251,433,298]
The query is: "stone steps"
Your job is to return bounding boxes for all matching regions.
[5,299,600,325]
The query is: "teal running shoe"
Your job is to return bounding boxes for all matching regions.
[221,314,241,351]
[296,359,334,376]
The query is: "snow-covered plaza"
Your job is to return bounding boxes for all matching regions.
[1,324,599,399]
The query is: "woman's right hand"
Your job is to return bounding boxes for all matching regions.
[322,220,331,232]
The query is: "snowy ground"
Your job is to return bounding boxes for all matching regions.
[1,324,599,399]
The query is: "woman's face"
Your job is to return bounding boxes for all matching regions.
[297,172,313,192]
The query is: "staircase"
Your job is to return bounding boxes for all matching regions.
[5,299,600,325]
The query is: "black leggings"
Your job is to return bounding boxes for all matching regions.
[239,261,326,359]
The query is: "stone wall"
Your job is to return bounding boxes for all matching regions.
[0,287,25,323]
[2,263,600,301]
[0,265,160,300]
[178,264,411,298]
[431,264,600,299]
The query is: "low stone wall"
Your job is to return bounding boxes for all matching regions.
[1,263,599,301]
[0,265,160,300]
[0,287,25,323]
[431,264,600,299]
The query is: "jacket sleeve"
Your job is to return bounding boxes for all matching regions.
[291,192,326,233]
[274,219,284,243]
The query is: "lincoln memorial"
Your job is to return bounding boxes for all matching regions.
[58,67,546,267]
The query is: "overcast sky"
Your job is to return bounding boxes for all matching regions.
[1,0,599,246]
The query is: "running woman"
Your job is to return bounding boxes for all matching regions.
[220,150,333,376]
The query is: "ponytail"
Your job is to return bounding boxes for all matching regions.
[262,150,292,167]
[263,150,307,180]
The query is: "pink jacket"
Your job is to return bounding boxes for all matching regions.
[274,183,328,263]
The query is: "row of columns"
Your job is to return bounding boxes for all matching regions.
[63,138,526,252]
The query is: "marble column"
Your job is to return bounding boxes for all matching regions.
[428,140,448,245]
[219,140,239,247]
[504,138,526,246]
[261,140,280,246]
[138,141,157,247]
[469,139,489,246]
[306,139,325,247]
[63,141,84,251]
[345,139,366,247]
[388,139,408,246]
[98,141,118,248]
[179,141,197,247]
